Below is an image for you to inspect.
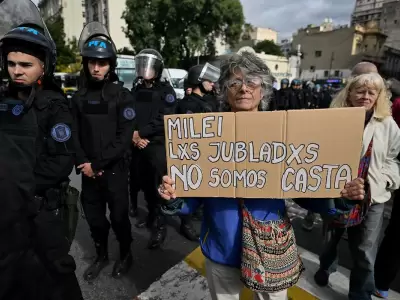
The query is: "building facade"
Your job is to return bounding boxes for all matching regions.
[249,27,278,44]
[351,0,384,26]
[382,46,400,78]
[380,0,400,50]
[38,0,85,42]
[213,26,279,56]
[279,38,292,57]
[292,21,387,80]
[83,0,132,50]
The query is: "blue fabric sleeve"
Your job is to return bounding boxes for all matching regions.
[161,197,203,216]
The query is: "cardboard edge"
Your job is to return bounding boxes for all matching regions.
[281,110,288,199]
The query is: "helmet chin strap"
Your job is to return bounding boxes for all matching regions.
[9,75,43,98]
[8,80,38,112]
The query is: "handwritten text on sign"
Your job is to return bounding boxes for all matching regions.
[164,110,364,198]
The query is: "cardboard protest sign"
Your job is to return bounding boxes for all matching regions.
[164,108,365,199]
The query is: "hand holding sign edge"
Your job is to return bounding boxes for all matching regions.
[159,175,177,200]
[340,177,365,201]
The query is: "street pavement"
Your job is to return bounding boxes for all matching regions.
[69,173,400,300]
[69,173,199,300]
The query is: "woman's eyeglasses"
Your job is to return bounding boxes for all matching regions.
[226,76,262,92]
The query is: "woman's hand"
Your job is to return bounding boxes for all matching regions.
[341,178,365,200]
[158,176,176,200]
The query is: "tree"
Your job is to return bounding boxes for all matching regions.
[242,23,254,40]
[45,10,77,71]
[122,0,245,67]
[254,40,284,56]
[117,47,136,56]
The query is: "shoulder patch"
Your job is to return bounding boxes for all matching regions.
[51,123,72,142]
[165,94,175,103]
[12,104,24,116]
[123,107,136,120]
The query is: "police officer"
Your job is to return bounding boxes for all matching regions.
[73,21,134,280]
[173,63,221,241]
[183,76,193,96]
[0,7,47,298]
[290,79,307,109]
[131,49,175,249]
[0,157,49,300]
[0,0,82,298]
[274,78,290,110]
[312,84,323,109]
[320,84,333,108]
[176,63,220,114]
[303,81,315,109]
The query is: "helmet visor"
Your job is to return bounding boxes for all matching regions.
[135,53,162,80]
[199,63,220,83]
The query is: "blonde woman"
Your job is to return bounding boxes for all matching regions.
[314,72,400,300]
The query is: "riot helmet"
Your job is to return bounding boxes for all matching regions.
[135,49,164,81]
[306,81,315,90]
[281,78,289,89]
[186,63,220,94]
[0,0,57,80]
[78,22,118,83]
[291,79,301,89]
[79,22,117,69]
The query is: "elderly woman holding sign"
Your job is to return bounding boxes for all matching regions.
[313,72,400,300]
[158,52,365,300]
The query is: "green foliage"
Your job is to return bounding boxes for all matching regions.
[45,11,77,71]
[242,23,254,40]
[254,40,284,56]
[122,0,245,67]
[117,47,136,56]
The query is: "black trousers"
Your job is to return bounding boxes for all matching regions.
[34,209,82,300]
[137,144,192,225]
[129,147,141,208]
[81,160,132,249]
[374,190,400,291]
[137,143,167,223]
[0,249,48,300]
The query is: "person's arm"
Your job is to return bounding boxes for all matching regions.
[139,86,177,138]
[70,94,89,168]
[381,118,400,190]
[91,89,134,171]
[161,197,202,216]
[34,98,75,192]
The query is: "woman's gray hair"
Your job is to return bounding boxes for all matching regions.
[217,51,273,111]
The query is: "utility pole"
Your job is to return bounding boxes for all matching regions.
[329,51,335,77]
[297,44,302,78]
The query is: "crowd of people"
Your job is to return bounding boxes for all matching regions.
[270,78,334,111]
[2,1,400,300]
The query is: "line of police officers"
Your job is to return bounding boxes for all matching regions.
[0,1,221,298]
[270,78,334,111]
